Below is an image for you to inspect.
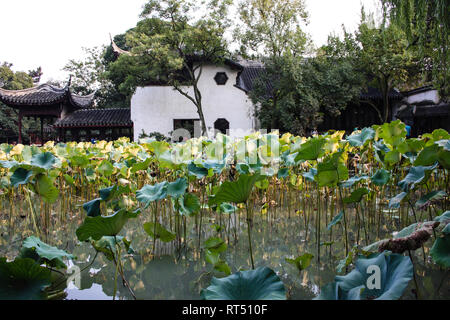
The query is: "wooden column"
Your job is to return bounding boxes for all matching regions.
[40,117,44,145]
[18,111,23,144]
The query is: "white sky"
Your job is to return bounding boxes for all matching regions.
[0,0,379,83]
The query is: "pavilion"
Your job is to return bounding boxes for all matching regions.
[0,80,132,143]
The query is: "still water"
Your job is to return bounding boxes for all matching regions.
[0,194,448,300]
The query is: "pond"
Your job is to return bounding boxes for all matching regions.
[1,191,448,300]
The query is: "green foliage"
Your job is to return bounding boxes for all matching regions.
[327,211,343,230]
[430,235,450,268]
[315,151,349,187]
[201,267,286,300]
[285,253,314,273]
[346,127,375,147]
[381,0,449,98]
[76,209,140,241]
[19,236,74,269]
[209,174,261,205]
[136,181,168,207]
[343,187,369,204]
[371,169,390,186]
[316,251,413,300]
[0,62,39,143]
[143,222,176,242]
[0,257,51,300]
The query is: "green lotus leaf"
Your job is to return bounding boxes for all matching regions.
[371,169,390,186]
[69,154,90,167]
[167,178,188,198]
[76,209,140,241]
[255,178,269,189]
[302,168,317,182]
[388,192,408,209]
[178,193,201,216]
[218,203,237,214]
[285,253,314,272]
[438,150,450,169]
[422,129,450,145]
[397,139,425,155]
[0,257,52,300]
[143,222,176,242]
[415,190,447,208]
[346,127,375,147]
[97,160,114,177]
[443,224,450,234]
[340,175,369,188]
[63,174,74,186]
[204,237,227,253]
[10,168,34,187]
[315,151,349,187]
[316,251,413,300]
[213,260,232,275]
[209,174,261,205]
[91,236,134,261]
[343,188,369,204]
[202,160,226,174]
[294,136,326,161]
[148,140,170,157]
[187,162,208,179]
[327,211,343,230]
[0,160,20,169]
[82,198,102,217]
[99,185,123,201]
[277,168,289,179]
[29,152,56,170]
[35,174,59,203]
[434,211,450,223]
[376,120,406,148]
[398,163,438,192]
[205,249,220,265]
[384,150,401,165]
[236,163,250,175]
[130,158,151,173]
[201,267,286,300]
[19,236,74,269]
[136,181,168,207]
[430,235,450,268]
[414,144,440,166]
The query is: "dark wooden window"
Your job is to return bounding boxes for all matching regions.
[173,119,199,141]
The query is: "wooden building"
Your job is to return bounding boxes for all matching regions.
[53,108,133,142]
[318,87,404,134]
[0,81,132,143]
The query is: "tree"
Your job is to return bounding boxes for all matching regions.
[381,0,449,99]
[28,67,43,84]
[251,54,364,135]
[0,62,39,143]
[234,0,310,58]
[107,0,233,135]
[63,46,126,108]
[236,0,363,135]
[234,0,314,134]
[354,12,418,122]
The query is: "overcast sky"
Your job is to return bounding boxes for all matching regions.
[0,0,379,83]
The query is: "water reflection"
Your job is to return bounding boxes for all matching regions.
[0,196,448,300]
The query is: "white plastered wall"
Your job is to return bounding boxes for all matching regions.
[130,63,256,141]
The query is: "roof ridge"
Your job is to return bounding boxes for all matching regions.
[0,83,65,95]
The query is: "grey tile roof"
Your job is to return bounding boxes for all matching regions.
[0,83,94,108]
[53,108,132,128]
